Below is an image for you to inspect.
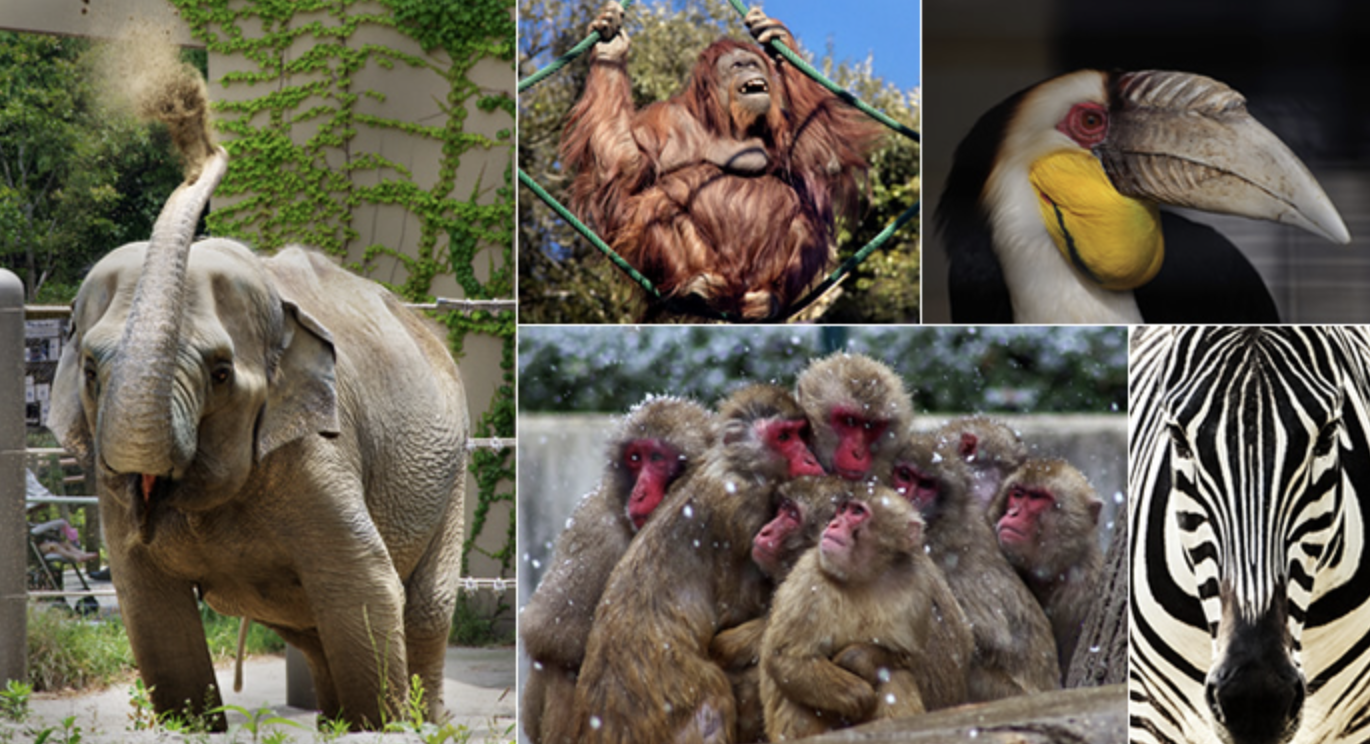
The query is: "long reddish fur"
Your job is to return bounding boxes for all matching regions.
[560,37,883,319]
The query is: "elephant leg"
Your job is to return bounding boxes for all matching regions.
[269,626,341,722]
[402,482,466,722]
[305,547,409,729]
[114,545,226,730]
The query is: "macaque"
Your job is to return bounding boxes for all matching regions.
[888,431,1060,701]
[760,490,934,740]
[796,353,913,482]
[991,459,1104,676]
[567,384,825,744]
[521,396,716,743]
[936,415,1027,512]
[712,475,844,743]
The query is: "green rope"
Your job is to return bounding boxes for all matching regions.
[517,0,919,322]
[723,0,918,143]
[518,168,659,297]
[781,199,920,320]
[519,0,634,93]
[517,168,736,320]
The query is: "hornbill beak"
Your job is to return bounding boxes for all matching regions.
[1101,70,1349,245]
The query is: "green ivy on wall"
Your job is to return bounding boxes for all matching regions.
[168,0,516,637]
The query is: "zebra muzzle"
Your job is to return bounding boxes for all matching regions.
[1204,609,1305,744]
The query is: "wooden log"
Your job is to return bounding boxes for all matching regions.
[796,684,1126,743]
[1067,500,1128,687]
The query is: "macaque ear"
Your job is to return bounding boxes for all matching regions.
[906,514,923,546]
[959,432,978,459]
[1088,498,1103,526]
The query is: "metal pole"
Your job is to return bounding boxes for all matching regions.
[0,270,27,685]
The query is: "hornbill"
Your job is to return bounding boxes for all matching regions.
[938,69,1350,324]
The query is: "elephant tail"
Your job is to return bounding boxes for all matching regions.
[234,617,251,693]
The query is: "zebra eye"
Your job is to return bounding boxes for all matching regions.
[1176,510,1206,532]
[1313,421,1339,458]
[1168,423,1194,460]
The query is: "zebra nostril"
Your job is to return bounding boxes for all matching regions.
[1205,681,1224,724]
[1287,679,1305,722]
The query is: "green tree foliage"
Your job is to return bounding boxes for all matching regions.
[0,32,190,302]
[517,0,920,322]
[519,326,1127,414]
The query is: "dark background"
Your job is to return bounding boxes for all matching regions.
[923,0,1370,322]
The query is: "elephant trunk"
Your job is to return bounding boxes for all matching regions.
[98,148,229,482]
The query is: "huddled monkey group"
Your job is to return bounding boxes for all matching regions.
[520,353,1109,743]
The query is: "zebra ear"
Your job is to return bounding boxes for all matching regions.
[1088,497,1102,526]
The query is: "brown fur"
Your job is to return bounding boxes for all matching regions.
[566,385,821,744]
[760,488,931,740]
[890,432,1060,701]
[935,415,1028,513]
[560,8,882,320]
[711,475,844,742]
[989,459,1104,678]
[520,396,716,743]
[796,353,913,481]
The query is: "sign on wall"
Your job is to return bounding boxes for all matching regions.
[25,318,65,429]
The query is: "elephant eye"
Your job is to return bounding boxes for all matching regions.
[211,363,233,386]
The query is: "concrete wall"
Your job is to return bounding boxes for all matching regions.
[517,412,1127,613]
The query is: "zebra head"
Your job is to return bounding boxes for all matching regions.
[1161,327,1351,744]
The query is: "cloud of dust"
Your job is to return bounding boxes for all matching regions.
[89,13,217,181]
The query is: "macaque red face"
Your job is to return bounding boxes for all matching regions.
[752,496,802,576]
[995,483,1054,563]
[623,438,684,530]
[828,407,891,480]
[890,461,940,514]
[819,500,869,583]
[760,418,826,478]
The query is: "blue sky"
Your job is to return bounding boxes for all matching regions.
[775,2,920,92]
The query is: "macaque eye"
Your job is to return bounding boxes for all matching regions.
[650,451,665,463]
[628,452,642,463]
[778,430,791,442]
[844,415,857,428]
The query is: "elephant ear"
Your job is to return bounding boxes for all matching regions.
[256,300,340,461]
[47,317,92,464]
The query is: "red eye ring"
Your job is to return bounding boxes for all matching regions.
[1058,102,1108,148]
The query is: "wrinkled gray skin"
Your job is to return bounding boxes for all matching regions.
[49,173,468,729]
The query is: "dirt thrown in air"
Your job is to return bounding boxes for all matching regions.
[91,14,218,183]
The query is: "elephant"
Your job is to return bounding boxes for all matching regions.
[47,146,469,730]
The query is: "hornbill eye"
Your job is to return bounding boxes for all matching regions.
[1060,102,1108,147]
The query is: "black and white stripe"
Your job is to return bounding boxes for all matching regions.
[1130,326,1370,744]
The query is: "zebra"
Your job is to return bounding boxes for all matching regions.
[1130,326,1370,744]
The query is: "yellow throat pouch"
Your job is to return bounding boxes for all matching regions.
[1029,150,1164,291]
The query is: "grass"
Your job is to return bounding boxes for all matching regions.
[26,605,133,692]
[449,595,515,647]
[25,604,285,693]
